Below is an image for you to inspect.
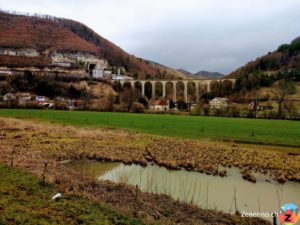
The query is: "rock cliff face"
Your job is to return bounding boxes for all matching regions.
[0,48,40,57]
[50,52,108,69]
[0,48,108,72]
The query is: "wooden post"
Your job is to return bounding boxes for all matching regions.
[41,162,48,186]
[133,184,139,216]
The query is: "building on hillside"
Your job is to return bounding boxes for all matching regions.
[111,68,132,80]
[103,70,112,78]
[92,68,104,78]
[112,74,133,80]
[51,52,109,78]
[209,97,229,109]
[154,100,170,112]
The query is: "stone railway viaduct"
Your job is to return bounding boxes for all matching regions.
[110,79,236,103]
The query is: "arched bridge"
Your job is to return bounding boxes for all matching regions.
[110,79,236,103]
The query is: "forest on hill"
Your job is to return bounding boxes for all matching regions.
[224,37,300,102]
[226,37,300,79]
[0,11,183,79]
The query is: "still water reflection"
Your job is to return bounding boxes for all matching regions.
[68,160,300,217]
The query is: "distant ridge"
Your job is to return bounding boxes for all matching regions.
[177,69,224,79]
[194,71,224,79]
[177,69,195,77]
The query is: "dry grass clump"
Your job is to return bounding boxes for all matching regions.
[146,137,300,182]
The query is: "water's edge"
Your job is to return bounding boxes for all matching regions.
[67,160,300,221]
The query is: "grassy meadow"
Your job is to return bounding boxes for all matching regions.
[0,109,299,147]
[0,164,144,225]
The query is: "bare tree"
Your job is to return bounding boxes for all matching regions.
[120,89,135,112]
[105,93,115,111]
[284,99,295,114]
[277,79,296,118]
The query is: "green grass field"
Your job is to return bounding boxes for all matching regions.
[0,164,144,225]
[0,109,300,147]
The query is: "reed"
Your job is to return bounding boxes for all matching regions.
[41,161,48,186]
[10,149,15,167]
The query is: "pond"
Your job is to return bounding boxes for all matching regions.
[68,160,300,219]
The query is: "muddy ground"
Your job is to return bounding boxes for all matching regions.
[1,117,298,224]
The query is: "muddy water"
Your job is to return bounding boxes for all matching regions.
[68,161,300,217]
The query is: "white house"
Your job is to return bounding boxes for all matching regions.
[3,93,16,101]
[111,68,133,80]
[0,70,12,75]
[36,96,46,102]
[209,97,229,109]
[154,100,170,112]
[92,68,104,78]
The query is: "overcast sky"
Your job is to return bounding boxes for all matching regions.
[1,0,299,74]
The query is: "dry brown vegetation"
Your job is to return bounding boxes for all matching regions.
[0,12,100,53]
[1,117,299,183]
[0,118,276,224]
[0,55,51,68]
[146,138,300,183]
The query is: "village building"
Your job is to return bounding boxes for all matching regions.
[92,68,115,79]
[17,93,32,105]
[35,96,46,103]
[248,101,260,111]
[0,70,13,75]
[209,97,229,109]
[154,100,170,112]
[3,93,16,101]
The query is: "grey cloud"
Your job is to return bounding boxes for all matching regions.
[0,0,299,74]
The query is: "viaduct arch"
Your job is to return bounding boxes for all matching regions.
[113,79,236,103]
